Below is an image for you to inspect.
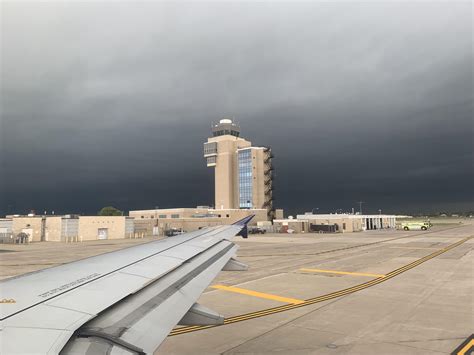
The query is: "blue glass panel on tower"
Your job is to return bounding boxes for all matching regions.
[238,148,253,209]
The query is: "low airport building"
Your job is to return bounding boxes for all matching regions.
[1,207,284,243]
[130,207,283,236]
[273,214,397,234]
[1,215,135,242]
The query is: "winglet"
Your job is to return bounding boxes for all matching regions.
[233,214,255,226]
[233,214,255,238]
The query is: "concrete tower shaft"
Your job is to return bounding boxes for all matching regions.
[203,118,274,218]
[204,119,251,209]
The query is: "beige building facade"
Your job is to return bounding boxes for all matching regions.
[237,147,273,214]
[203,119,274,218]
[204,119,251,210]
[4,205,281,243]
[6,215,134,242]
[129,207,279,236]
[274,214,397,234]
[11,216,45,242]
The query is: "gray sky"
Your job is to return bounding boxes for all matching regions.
[1,1,472,215]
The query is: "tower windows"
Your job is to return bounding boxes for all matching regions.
[238,149,253,208]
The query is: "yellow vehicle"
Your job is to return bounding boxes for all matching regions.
[401,221,431,231]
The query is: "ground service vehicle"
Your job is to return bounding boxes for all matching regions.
[165,228,185,237]
[248,226,266,234]
[401,221,431,231]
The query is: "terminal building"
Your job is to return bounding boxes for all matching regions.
[273,213,398,234]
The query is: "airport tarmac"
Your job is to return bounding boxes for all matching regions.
[1,223,472,354]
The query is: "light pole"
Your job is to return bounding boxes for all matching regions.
[311,207,319,214]
[357,201,364,215]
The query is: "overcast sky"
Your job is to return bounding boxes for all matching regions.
[1,1,472,216]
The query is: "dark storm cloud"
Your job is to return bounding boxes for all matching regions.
[1,1,472,215]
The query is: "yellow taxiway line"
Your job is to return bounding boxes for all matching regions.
[456,338,474,355]
[169,236,471,337]
[300,268,385,278]
[211,285,305,305]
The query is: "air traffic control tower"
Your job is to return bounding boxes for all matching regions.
[204,118,274,219]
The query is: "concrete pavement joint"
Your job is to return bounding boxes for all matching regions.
[220,295,350,355]
[299,268,386,278]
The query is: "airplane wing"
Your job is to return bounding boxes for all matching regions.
[0,215,254,354]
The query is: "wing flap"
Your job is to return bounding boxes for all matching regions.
[124,246,236,353]
[60,243,237,354]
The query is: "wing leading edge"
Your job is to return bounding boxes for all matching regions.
[0,216,254,354]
